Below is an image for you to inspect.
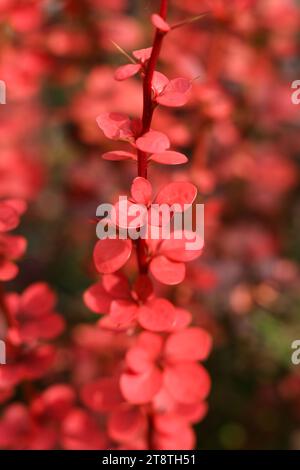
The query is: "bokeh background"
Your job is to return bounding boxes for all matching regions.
[1,0,300,449]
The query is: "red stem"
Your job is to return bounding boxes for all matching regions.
[136,0,169,275]
[135,1,168,450]
[159,0,168,18]
[137,0,168,179]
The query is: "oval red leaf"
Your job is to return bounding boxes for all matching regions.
[93,238,132,274]
[155,181,197,209]
[154,425,195,450]
[170,308,192,331]
[159,233,203,262]
[83,282,112,314]
[164,363,211,404]
[149,151,188,165]
[0,204,19,232]
[81,378,123,412]
[102,273,131,299]
[136,130,170,154]
[109,300,138,329]
[131,177,152,205]
[102,150,136,161]
[151,13,171,32]
[136,331,163,359]
[120,367,162,404]
[62,409,108,450]
[113,199,147,229]
[96,112,133,140]
[165,327,213,362]
[149,255,186,285]
[138,298,177,331]
[157,78,191,107]
[152,71,169,95]
[125,346,153,374]
[108,404,147,443]
[114,63,141,81]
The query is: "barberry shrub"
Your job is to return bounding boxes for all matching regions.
[83,0,212,449]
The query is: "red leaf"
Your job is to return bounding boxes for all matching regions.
[109,300,138,329]
[32,385,76,421]
[21,282,57,316]
[108,404,146,443]
[155,181,197,209]
[149,151,188,165]
[165,327,212,362]
[126,331,163,373]
[136,130,170,154]
[96,112,133,140]
[138,298,177,331]
[149,255,186,285]
[98,315,132,332]
[154,412,186,434]
[18,313,64,342]
[0,260,18,281]
[126,346,153,374]
[151,14,171,32]
[102,150,136,161]
[81,378,123,412]
[153,412,197,449]
[83,282,111,314]
[4,199,27,215]
[136,331,163,359]
[152,71,169,95]
[22,345,56,381]
[133,47,153,63]
[159,232,203,262]
[171,308,192,331]
[114,63,142,81]
[120,367,162,404]
[174,401,208,424]
[131,177,152,205]
[164,363,211,404]
[93,238,132,274]
[157,78,191,107]
[4,235,27,259]
[154,425,195,450]
[0,203,19,232]
[113,199,147,229]
[102,273,131,299]
[62,409,107,450]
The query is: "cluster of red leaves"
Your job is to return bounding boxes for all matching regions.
[0,0,67,449]
[79,301,211,448]
[93,175,202,285]
[81,2,212,449]
[0,283,64,390]
[98,111,189,165]
[0,199,27,281]
[0,196,65,428]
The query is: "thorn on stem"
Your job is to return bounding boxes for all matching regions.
[110,40,137,64]
[171,12,210,31]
